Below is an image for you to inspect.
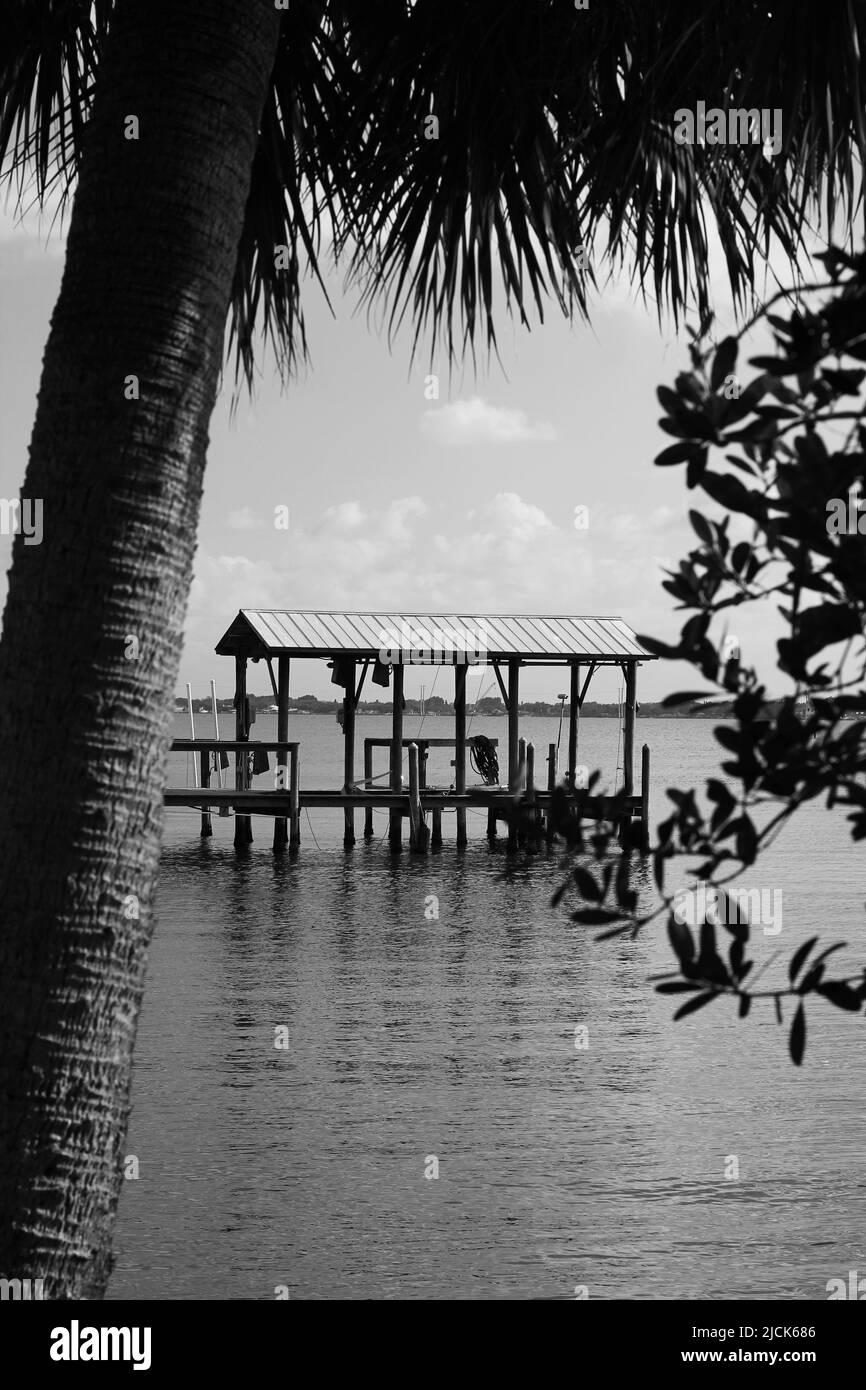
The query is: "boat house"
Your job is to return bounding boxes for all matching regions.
[165,609,658,852]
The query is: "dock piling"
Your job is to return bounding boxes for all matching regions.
[507,660,521,852]
[455,665,467,848]
[363,742,374,839]
[389,665,404,851]
[200,749,212,837]
[274,655,290,852]
[234,655,253,847]
[640,742,651,852]
[289,745,300,853]
[408,743,428,851]
[343,658,356,848]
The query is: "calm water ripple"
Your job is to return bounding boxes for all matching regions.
[109,717,866,1299]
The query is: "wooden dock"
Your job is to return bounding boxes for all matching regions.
[166,609,657,855]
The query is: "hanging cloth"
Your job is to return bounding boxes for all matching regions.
[330,657,354,689]
[371,659,391,688]
[250,747,270,777]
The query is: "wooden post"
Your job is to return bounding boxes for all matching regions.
[487,805,497,842]
[343,658,356,848]
[525,741,537,852]
[431,807,443,850]
[455,664,467,847]
[623,662,637,795]
[640,743,651,852]
[234,655,252,847]
[408,743,427,850]
[546,741,557,845]
[507,658,520,852]
[568,660,580,789]
[273,654,289,852]
[363,740,374,839]
[200,748,212,837]
[289,745,300,853]
[389,664,404,850]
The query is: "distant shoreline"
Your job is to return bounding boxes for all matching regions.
[175,695,745,720]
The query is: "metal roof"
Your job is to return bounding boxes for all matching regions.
[215,610,656,663]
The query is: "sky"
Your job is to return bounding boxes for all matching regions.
[0,197,805,706]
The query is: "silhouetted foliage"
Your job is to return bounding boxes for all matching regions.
[548,246,866,1064]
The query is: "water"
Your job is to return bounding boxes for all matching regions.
[109,715,866,1299]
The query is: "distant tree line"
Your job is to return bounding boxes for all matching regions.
[172,692,795,719]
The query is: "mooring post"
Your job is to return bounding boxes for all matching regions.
[567,659,580,790]
[419,741,428,792]
[526,741,538,852]
[431,806,443,850]
[507,658,520,853]
[274,654,290,852]
[517,736,527,849]
[289,745,300,853]
[621,660,637,845]
[640,742,651,853]
[343,657,356,849]
[487,804,498,842]
[389,664,404,851]
[363,740,374,838]
[408,742,427,851]
[546,741,557,845]
[234,654,253,847]
[200,748,212,837]
[623,661,637,796]
[455,664,467,848]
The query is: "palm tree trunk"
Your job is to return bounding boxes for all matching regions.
[0,0,280,1297]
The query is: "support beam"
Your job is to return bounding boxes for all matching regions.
[408,743,428,851]
[200,749,212,837]
[234,655,252,847]
[363,741,374,838]
[273,655,290,851]
[623,661,637,795]
[289,745,300,853]
[354,659,369,708]
[389,664,404,850]
[525,741,538,852]
[507,658,520,852]
[492,660,509,709]
[455,664,467,847]
[567,660,580,789]
[546,741,557,845]
[343,657,356,848]
[641,743,651,852]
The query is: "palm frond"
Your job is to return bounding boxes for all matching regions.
[4,0,866,387]
[0,0,112,210]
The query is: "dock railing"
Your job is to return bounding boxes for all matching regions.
[166,736,650,854]
[169,739,301,850]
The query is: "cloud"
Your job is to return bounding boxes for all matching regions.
[186,490,684,643]
[319,500,366,531]
[227,506,265,531]
[421,395,556,445]
[179,489,715,698]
